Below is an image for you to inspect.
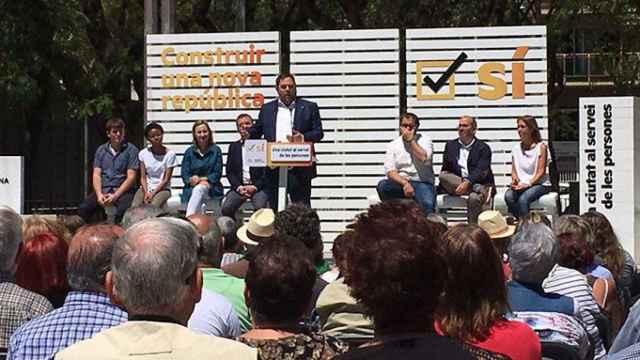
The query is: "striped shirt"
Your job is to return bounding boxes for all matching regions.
[542,265,605,359]
[8,291,127,360]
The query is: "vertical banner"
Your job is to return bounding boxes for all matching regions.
[579,97,640,258]
[0,156,24,214]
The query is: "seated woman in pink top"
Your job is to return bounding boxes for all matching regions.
[435,224,541,360]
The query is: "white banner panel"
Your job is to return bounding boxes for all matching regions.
[579,97,640,258]
[407,26,548,192]
[0,156,24,214]
[290,29,400,250]
[145,31,280,193]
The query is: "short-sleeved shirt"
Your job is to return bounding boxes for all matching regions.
[187,289,241,338]
[201,268,251,332]
[138,147,178,192]
[383,134,434,184]
[8,291,127,360]
[93,142,139,192]
[0,272,53,348]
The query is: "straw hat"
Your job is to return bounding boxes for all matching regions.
[236,208,275,246]
[478,210,516,239]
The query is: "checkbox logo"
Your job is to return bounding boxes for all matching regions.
[416,52,468,100]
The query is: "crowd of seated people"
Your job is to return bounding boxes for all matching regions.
[6,190,640,359]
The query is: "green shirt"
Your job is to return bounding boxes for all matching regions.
[202,267,251,332]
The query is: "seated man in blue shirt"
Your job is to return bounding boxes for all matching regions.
[78,117,139,224]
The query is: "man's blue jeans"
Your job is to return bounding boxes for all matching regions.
[376,179,435,214]
[504,184,550,218]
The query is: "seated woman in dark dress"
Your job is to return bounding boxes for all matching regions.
[334,201,508,360]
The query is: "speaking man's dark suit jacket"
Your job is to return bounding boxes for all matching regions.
[440,138,495,193]
[226,139,266,192]
[249,98,324,180]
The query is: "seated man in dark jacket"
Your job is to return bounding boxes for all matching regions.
[439,115,494,224]
[221,114,268,217]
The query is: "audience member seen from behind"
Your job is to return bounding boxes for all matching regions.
[222,208,275,279]
[315,232,373,347]
[15,232,69,308]
[55,215,85,241]
[538,214,606,358]
[504,115,551,218]
[187,216,244,338]
[22,215,72,245]
[55,218,256,359]
[8,225,127,360]
[582,211,636,303]
[121,204,165,230]
[436,224,540,360]
[507,223,577,316]
[554,215,614,281]
[180,120,223,216]
[275,203,329,276]
[131,122,178,208]
[78,117,139,224]
[376,113,436,214]
[0,206,53,349]
[217,216,244,267]
[197,214,253,332]
[555,215,624,334]
[237,236,347,359]
[334,201,506,360]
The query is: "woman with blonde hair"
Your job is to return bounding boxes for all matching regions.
[180,120,223,216]
[504,115,551,218]
[23,215,72,244]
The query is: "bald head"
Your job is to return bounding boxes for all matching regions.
[188,214,212,235]
[67,224,123,292]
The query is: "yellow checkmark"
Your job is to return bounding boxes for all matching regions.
[416,61,456,100]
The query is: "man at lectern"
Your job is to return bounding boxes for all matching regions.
[249,73,323,208]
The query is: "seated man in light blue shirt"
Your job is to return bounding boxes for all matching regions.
[376,113,435,213]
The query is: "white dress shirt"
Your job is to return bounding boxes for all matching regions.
[383,134,434,184]
[457,138,476,178]
[276,100,295,142]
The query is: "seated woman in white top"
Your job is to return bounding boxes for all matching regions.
[131,122,178,208]
[505,115,551,218]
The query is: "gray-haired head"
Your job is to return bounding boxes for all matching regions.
[121,204,164,230]
[199,219,223,267]
[0,206,22,272]
[509,223,558,284]
[67,224,122,292]
[111,217,199,313]
[553,214,594,246]
[216,216,238,250]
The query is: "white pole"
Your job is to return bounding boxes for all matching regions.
[278,167,288,212]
